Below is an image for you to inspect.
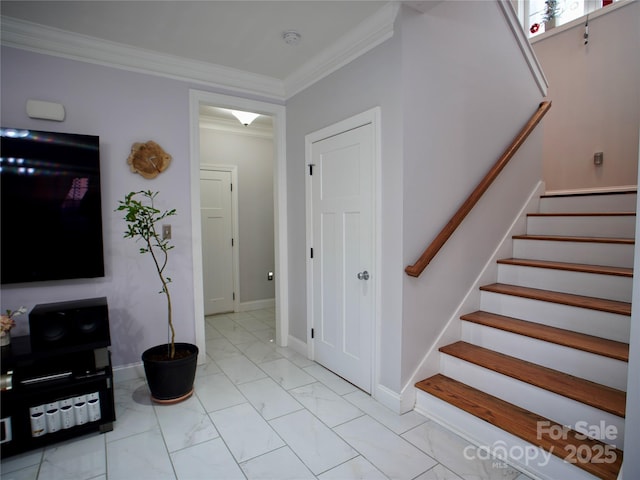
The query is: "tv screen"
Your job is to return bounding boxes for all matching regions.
[1,128,105,284]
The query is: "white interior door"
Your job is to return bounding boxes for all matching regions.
[201,169,234,315]
[310,122,375,393]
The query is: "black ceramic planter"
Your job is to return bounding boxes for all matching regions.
[142,342,198,403]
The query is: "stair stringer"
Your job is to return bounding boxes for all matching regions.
[413,189,633,479]
[400,181,546,412]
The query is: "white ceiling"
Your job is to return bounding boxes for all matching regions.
[0,1,390,81]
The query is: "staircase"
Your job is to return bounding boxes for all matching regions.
[415,191,635,480]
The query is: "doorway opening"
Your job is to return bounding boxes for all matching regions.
[189,90,288,364]
[199,108,276,317]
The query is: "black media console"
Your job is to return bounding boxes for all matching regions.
[0,297,115,458]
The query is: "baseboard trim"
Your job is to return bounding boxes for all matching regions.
[113,362,145,384]
[113,347,211,384]
[238,298,275,312]
[373,383,408,414]
[286,334,307,357]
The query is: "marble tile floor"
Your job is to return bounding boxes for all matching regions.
[1,309,535,480]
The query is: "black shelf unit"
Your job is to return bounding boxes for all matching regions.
[1,300,115,458]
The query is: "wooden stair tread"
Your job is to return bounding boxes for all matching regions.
[480,283,631,316]
[415,374,623,480]
[496,258,633,277]
[461,311,629,362]
[527,212,635,217]
[440,341,626,417]
[512,234,634,244]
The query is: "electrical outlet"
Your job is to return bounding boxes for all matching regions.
[594,152,604,166]
[268,271,274,281]
[162,224,172,240]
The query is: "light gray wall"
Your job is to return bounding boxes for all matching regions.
[398,0,545,391]
[199,128,275,304]
[0,46,251,367]
[532,1,640,192]
[286,2,546,394]
[1,1,550,396]
[285,22,405,388]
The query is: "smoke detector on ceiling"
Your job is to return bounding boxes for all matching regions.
[283,30,301,46]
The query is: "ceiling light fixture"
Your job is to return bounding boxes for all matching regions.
[283,30,301,46]
[231,110,260,126]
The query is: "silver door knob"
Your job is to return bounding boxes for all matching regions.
[357,271,370,281]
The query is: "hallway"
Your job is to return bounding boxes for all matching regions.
[1,309,533,479]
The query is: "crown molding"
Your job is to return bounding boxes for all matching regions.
[284,2,400,98]
[1,16,286,101]
[1,3,400,102]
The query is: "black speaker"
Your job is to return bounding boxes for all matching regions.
[29,297,110,352]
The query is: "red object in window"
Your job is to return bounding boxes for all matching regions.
[603,0,613,5]
[530,23,540,34]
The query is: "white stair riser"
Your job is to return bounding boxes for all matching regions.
[440,355,625,448]
[480,291,630,342]
[539,193,637,213]
[461,321,628,391]
[415,391,604,480]
[497,264,632,303]
[512,239,634,268]
[526,215,636,239]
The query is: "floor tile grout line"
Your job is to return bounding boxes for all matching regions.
[339,390,430,436]
[182,350,258,478]
[213,400,291,472]
[202,408,251,479]
[237,444,312,479]
[266,410,362,478]
[3,308,533,480]
[150,400,180,480]
[211,322,368,433]
[330,413,436,478]
[207,316,396,479]
[101,432,108,479]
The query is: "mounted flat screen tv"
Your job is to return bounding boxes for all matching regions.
[1,128,105,284]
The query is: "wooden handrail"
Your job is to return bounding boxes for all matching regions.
[405,101,552,278]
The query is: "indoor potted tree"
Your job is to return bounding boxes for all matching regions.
[117,190,198,403]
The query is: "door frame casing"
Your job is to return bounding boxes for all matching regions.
[190,89,288,365]
[200,165,240,314]
[305,107,382,395]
